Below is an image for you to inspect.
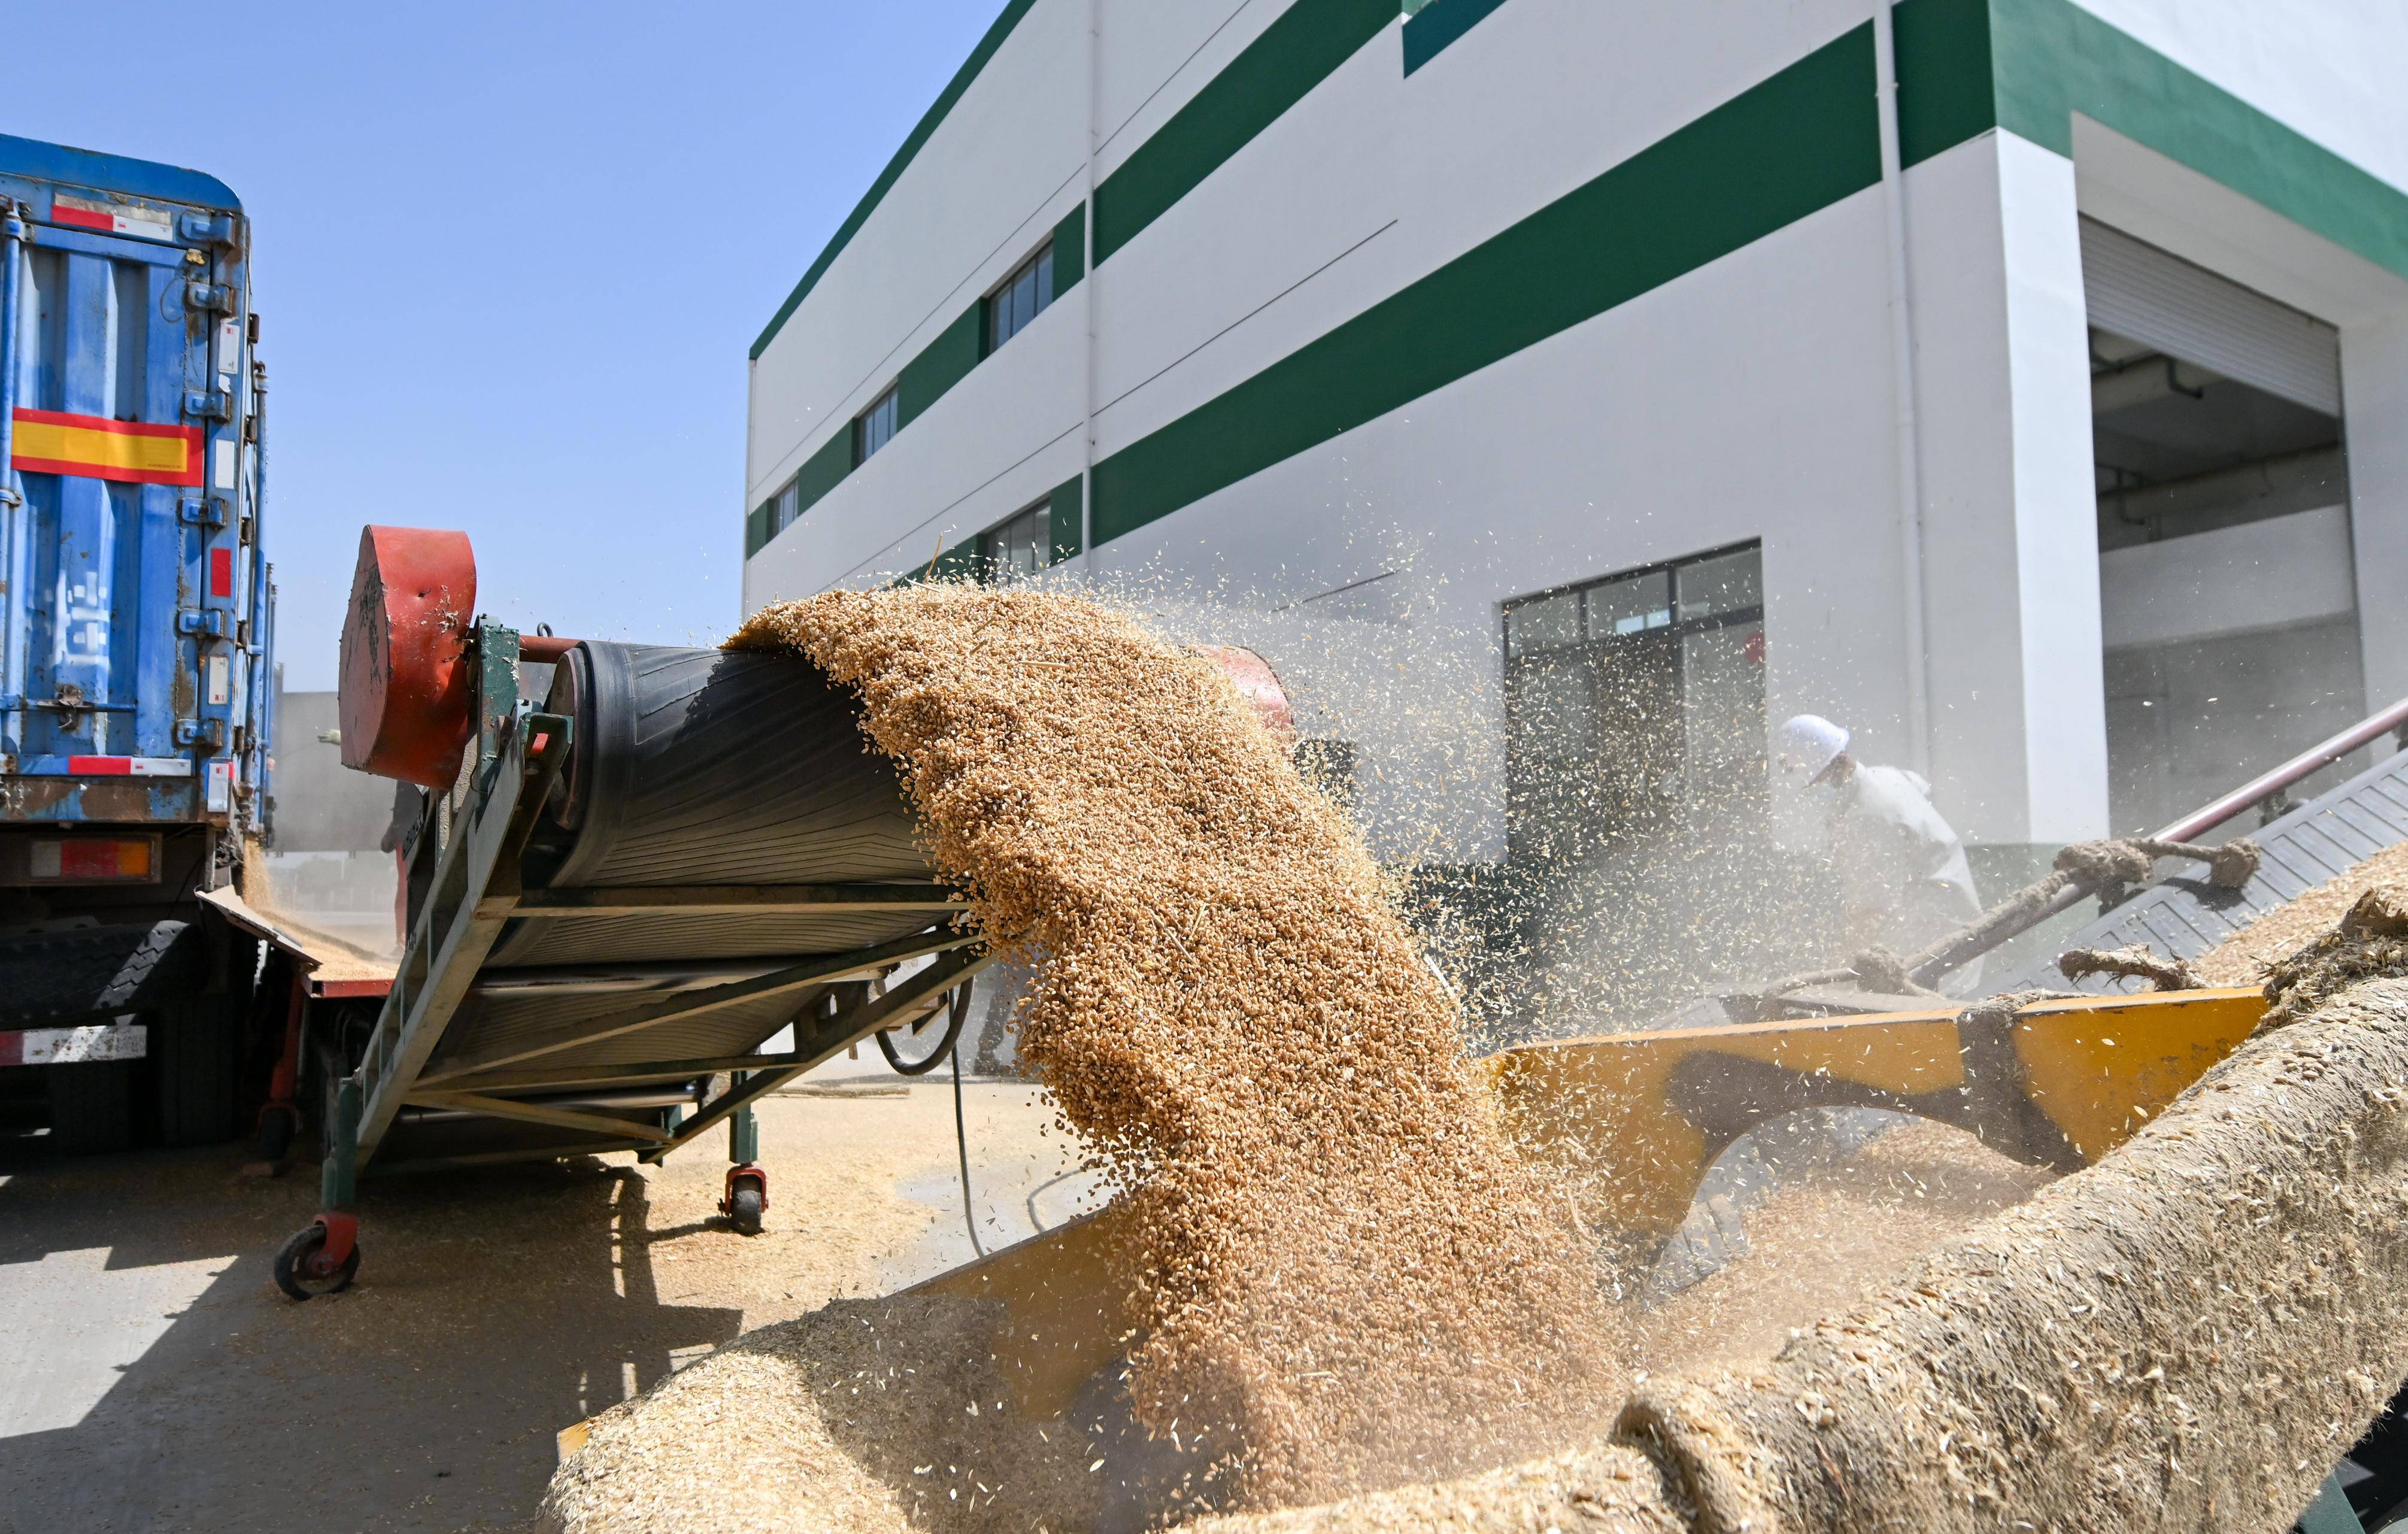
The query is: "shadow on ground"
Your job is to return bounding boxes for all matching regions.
[0,1135,741,1532]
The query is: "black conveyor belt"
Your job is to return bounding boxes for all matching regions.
[1988,747,2408,997]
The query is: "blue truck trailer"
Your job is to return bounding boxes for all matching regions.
[0,134,276,1153]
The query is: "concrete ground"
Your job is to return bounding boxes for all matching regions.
[0,1066,1099,1532]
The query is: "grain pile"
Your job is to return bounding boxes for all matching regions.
[2195,839,2408,984]
[727,584,1625,1512]
[548,1296,1094,1534]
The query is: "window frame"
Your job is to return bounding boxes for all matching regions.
[975,497,1053,585]
[1502,540,1764,660]
[984,240,1057,357]
[853,384,899,466]
[1499,540,1768,862]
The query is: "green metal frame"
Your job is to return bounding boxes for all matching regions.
[322,619,994,1203]
[347,623,572,1160]
[638,942,995,1165]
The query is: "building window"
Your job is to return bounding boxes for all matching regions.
[771,478,801,536]
[854,386,899,465]
[985,242,1055,354]
[1502,542,1766,863]
[977,499,1051,584]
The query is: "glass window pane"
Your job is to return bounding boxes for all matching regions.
[1676,548,1763,622]
[979,504,1053,585]
[1681,624,1768,802]
[859,390,897,459]
[1506,590,1580,656]
[990,245,1057,353]
[1514,663,1596,762]
[1587,571,1671,638]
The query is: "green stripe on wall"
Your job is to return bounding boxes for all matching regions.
[763,196,1091,553]
[898,304,984,431]
[1891,0,2408,281]
[744,501,772,558]
[750,0,1044,361]
[1091,23,1882,547]
[1092,0,1396,266]
[790,428,854,519]
[1053,201,1086,290]
[930,543,983,581]
[1991,0,2408,281]
[1049,475,1084,563]
[1893,0,1997,169]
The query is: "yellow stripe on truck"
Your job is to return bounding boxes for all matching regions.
[14,418,193,475]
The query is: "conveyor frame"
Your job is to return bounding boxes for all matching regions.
[277,622,993,1299]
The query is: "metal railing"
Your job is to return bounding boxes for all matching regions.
[1918,696,2408,986]
[2156,695,2408,844]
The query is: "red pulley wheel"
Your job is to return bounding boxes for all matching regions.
[338,526,478,789]
[1194,645,1296,749]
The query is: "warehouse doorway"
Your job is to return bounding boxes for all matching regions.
[2083,220,2365,833]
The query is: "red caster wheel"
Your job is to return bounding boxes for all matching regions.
[274,1214,360,1300]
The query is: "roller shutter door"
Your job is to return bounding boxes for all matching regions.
[2081,218,2342,416]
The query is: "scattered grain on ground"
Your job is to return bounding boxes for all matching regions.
[548,1296,1096,1534]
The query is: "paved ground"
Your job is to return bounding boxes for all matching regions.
[0,1068,1095,1532]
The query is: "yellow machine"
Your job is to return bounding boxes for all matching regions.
[896,982,2269,1420]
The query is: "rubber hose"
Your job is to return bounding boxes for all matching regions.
[875,979,974,1077]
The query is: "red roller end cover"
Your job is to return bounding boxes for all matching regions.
[1193,644,1297,748]
[338,526,477,788]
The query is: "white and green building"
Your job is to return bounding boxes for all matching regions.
[742,0,2408,875]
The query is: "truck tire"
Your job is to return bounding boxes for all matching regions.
[0,921,204,1026]
[46,1061,137,1155]
[154,993,246,1147]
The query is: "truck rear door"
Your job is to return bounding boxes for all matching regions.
[2,167,258,829]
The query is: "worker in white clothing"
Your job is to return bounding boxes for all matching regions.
[1776,714,1985,971]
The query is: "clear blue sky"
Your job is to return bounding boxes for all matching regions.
[7,1,999,689]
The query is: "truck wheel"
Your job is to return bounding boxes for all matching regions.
[0,920,203,1026]
[155,993,247,1147]
[273,1224,360,1300]
[46,1060,136,1155]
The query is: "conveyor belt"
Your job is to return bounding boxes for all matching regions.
[342,638,986,1174]
[1990,747,2408,997]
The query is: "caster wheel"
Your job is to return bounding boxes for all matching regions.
[256,1109,296,1162]
[727,1184,765,1235]
[274,1223,360,1300]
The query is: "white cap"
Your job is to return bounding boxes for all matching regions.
[1777,713,1851,784]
